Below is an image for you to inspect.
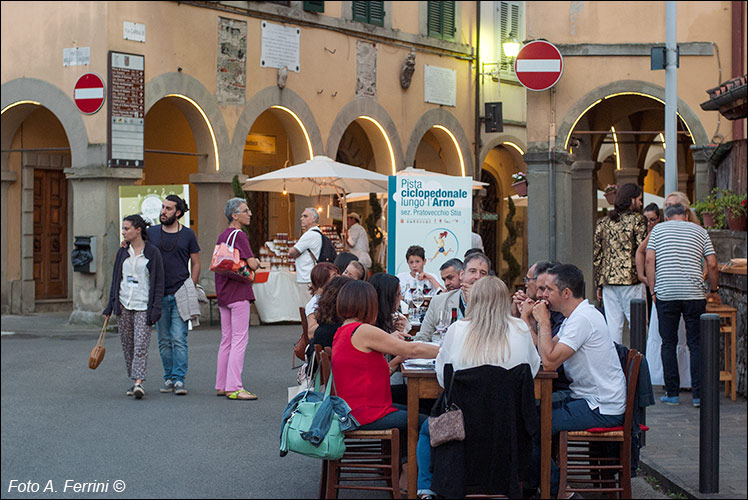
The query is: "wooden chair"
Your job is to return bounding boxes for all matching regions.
[557,349,644,499]
[316,346,401,499]
[292,306,310,369]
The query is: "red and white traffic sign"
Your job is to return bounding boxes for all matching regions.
[73,73,106,114]
[514,40,564,92]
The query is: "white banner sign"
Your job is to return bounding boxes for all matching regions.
[387,174,472,280]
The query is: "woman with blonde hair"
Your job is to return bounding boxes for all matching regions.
[416,276,540,498]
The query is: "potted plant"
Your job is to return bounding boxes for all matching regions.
[715,189,747,232]
[692,190,720,229]
[511,172,528,197]
[604,184,617,205]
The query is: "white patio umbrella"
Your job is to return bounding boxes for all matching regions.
[397,166,488,189]
[242,155,389,246]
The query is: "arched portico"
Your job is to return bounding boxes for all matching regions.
[405,108,474,177]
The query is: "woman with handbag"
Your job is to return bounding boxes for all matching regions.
[331,280,439,490]
[103,214,165,399]
[414,276,541,498]
[214,198,260,400]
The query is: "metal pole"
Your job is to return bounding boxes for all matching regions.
[664,1,678,195]
[699,313,720,493]
[630,298,648,446]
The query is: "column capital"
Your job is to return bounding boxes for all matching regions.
[1,170,18,184]
[689,144,718,163]
[64,166,143,181]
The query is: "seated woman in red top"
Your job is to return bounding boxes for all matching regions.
[332,280,439,475]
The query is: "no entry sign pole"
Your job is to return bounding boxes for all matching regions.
[514,40,564,92]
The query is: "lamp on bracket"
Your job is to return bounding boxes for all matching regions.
[479,32,521,82]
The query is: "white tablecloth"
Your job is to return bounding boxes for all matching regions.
[252,270,311,323]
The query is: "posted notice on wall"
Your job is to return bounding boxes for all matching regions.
[119,184,190,242]
[424,65,456,107]
[387,174,472,279]
[261,21,300,72]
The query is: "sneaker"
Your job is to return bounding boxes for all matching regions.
[660,395,680,405]
[693,398,701,408]
[174,381,188,395]
[126,385,134,397]
[133,383,145,399]
[159,380,174,393]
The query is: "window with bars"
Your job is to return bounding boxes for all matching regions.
[427,1,456,41]
[498,1,521,70]
[303,1,324,13]
[352,1,385,26]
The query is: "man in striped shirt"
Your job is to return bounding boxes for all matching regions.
[645,203,720,407]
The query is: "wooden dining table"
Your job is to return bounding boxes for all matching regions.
[401,367,557,499]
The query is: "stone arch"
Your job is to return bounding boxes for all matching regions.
[1,78,88,167]
[145,72,230,173]
[232,86,324,171]
[479,134,527,169]
[405,108,474,177]
[556,80,709,151]
[326,98,404,174]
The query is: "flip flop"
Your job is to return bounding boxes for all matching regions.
[226,389,258,400]
[216,390,228,396]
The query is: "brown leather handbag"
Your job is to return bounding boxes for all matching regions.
[88,316,109,370]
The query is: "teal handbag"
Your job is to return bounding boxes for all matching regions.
[280,363,347,460]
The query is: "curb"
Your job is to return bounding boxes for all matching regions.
[639,459,698,499]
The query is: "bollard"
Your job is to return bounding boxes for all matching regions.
[630,299,647,354]
[699,313,720,494]
[629,298,648,446]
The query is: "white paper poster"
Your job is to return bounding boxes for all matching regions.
[261,21,300,72]
[387,174,472,279]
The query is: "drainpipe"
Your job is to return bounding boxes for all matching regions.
[474,1,481,181]
[732,0,745,141]
[549,88,556,261]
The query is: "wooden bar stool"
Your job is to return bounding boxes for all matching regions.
[706,303,737,401]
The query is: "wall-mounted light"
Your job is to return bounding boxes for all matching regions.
[165,94,220,171]
[357,115,397,175]
[433,125,466,177]
[271,105,314,160]
[480,32,521,82]
[1,100,41,114]
[611,126,621,170]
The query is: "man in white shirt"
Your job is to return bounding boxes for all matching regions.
[289,208,322,284]
[345,212,371,268]
[531,263,626,498]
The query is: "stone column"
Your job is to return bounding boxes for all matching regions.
[615,167,641,188]
[523,149,573,265]
[690,145,714,201]
[571,160,597,300]
[65,165,143,324]
[1,170,18,314]
[189,172,243,295]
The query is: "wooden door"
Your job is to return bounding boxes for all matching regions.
[33,169,67,299]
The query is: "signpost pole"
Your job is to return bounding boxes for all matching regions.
[664,1,678,195]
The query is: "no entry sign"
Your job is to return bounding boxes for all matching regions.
[514,40,564,92]
[73,73,106,114]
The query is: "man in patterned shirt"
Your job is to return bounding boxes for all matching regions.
[593,183,647,345]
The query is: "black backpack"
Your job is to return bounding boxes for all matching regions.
[308,228,337,264]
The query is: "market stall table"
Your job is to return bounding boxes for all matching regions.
[401,367,556,498]
[251,270,310,323]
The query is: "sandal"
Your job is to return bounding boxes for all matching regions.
[216,390,228,396]
[226,389,258,400]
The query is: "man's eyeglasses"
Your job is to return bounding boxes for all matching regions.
[523,276,536,285]
[238,209,251,214]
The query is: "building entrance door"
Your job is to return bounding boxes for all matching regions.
[33,169,67,299]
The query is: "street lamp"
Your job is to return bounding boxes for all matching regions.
[480,32,521,82]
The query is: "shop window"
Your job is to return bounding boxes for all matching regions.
[352,1,384,27]
[303,1,324,12]
[498,1,522,74]
[427,1,456,41]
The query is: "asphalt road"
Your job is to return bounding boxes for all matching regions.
[1,322,325,499]
[1,317,666,499]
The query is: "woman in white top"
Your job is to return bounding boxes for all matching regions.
[418,276,539,498]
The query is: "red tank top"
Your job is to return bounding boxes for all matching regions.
[331,322,396,426]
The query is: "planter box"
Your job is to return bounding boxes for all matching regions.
[512,180,527,197]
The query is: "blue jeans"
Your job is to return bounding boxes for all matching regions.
[656,299,705,398]
[358,403,428,475]
[417,419,435,496]
[156,295,189,383]
[531,396,624,497]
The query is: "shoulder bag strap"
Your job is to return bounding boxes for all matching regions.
[306,228,322,264]
[443,363,457,407]
[98,316,109,347]
[227,229,241,249]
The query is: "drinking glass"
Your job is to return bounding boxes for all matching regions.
[411,287,424,310]
[433,310,450,345]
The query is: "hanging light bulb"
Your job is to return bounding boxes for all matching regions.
[282,179,287,196]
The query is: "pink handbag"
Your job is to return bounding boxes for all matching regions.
[209,230,254,283]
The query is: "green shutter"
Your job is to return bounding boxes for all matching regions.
[303,1,324,13]
[352,1,369,23]
[500,1,520,67]
[428,2,455,40]
[368,1,385,26]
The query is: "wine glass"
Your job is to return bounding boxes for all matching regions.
[433,310,450,345]
[411,287,425,311]
[422,281,431,296]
